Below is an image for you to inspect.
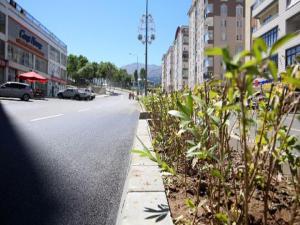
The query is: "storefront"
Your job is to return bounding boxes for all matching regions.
[0,0,68,96]
[0,58,7,84]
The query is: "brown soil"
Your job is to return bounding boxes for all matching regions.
[163,173,298,225]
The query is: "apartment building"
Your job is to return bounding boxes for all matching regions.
[0,0,67,96]
[188,0,245,88]
[164,46,174,92]
[173,26,189,91]
[161,26,189,92]
[161,54,167,91]
[248,0,300,73]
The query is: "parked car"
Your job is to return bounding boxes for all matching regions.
[84,89,96,100]
[57,88,89,100]
[0,82,33,101]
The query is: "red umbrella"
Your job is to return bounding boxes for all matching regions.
[18,71,48,84]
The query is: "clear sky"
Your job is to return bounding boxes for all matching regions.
[19,0,191,67]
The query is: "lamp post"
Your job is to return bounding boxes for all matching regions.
[129,53,139,94]
[138,0,155,96]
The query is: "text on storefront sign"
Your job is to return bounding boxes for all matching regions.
[19,30,43,50]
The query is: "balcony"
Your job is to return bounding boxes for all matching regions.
[252,0,278,34]
[286,12,300,33]
[287,0,300,8]
[252,0,277,18]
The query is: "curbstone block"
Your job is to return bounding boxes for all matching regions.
[120,192,173,225]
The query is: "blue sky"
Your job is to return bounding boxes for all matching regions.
[19,0,191,67]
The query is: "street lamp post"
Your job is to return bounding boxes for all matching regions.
[138,0,155,96]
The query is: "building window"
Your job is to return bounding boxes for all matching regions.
[0,40,4,58]
[8,44,34,68]
[237,20,243,27]
[0,12,5,34]
[50,46,60,64]
[221,32,227,41]
[206,4,213,14]
[261,27,278,47]
[60,68,67,80]
[236,34,243,40]
[35,56,48,74]
[236,5,243,17]
[270,54,278,66]
[61,53,67,66]
[221,4,228,16]
[0,67,4,84]
[286,45,300,66]
[221,19,227,27]
[205,30,213,42]
[204,57,213,67]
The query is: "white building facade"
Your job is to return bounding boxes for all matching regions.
[250,0,300,73]
[0,0,67,97]
[165,46,174,92]
[173,26,189,91]
[161,54,167,91]
[161,26,189,92]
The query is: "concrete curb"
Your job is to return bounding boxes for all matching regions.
[115,106,173,225]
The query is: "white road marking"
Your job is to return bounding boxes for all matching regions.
[30,114,64,122]
[78,108,90,112]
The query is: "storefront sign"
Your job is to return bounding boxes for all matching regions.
[8,17,48,57]
[19,30,43,50]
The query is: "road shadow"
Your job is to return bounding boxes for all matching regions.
[0,104,59,225]
[0,97,34,102]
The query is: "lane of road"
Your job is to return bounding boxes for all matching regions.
[0,92,139,225]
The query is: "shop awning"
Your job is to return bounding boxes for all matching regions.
[18,71,48,84]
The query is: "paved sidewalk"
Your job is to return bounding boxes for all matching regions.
[116,119,173,225]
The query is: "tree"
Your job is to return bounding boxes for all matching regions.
[98,62,118,82]
[134,69,138,83]
[78,63,94,83]
[67,54,79,80]
[140,68,146,87]
[77,55,88,70]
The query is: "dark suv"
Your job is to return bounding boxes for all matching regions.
[0,82,34,101]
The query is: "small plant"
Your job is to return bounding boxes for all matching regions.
[135,33,300,224]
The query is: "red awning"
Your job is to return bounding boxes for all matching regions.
[18,71,48,84]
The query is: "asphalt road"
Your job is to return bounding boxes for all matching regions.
[0,92,139,225]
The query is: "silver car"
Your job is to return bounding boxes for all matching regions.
[0,82,34,101]
[57,88,89,100]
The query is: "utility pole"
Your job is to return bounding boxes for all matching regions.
[145,0,148,96]
[138,0,155,96]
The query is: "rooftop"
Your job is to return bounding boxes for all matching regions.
[6,0,67,51]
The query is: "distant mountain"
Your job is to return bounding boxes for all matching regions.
[121,63,161,84]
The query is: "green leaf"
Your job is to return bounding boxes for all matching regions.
[215,212,228,224]
[225,72,233,79]
[268,60,278,81]
[209,90,218,99]
[168,110,189,120]
[177,101,191,117]
[211,169,223,179]
[240,59,257,70]
[186,93,194,115]
[253,38,267,62]
[185,199,196,209]
[282,75,300,88]
[233,50,251,64]
[270,32,298,56]
[205,47,223,56]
